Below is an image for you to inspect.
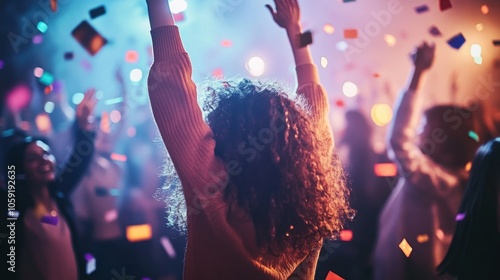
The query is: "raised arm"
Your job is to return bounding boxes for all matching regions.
[145,0,226,202]
[56,89,96,196]
[267,0,333,149]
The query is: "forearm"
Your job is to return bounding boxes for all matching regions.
[147,0,175,29]
[286,23,314,67]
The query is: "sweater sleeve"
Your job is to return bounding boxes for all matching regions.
[295,64,334,151]
[388,89,460,198]
[147,26,227,206]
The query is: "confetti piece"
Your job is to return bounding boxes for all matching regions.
[71,21,108,56]
[125,50,139,63]
[298,31,313,48]
[326,271,344,280]
[374,163,398,177]
[344,29,358,39]
[39,71,54,86]
[41,215,59,225]
[493,40,500,46]
[399,238,413,258]
[50,0,57,11]
[212,68,224,79]
[468,130,480,142]
[436,229,445,240]
[465,161,472,171]
[111,153,127,162]
[89,5,106,19]
[456,213,466,221]
[126,224,152,242]
[221,39,232,47]
[64,52,74,60]
[439,0,452,11]
[85,253,96,275]
[416,234,429,243]
[340,230,353,241]
[334,99,345,107]
[173,12,185,22]
[415,5,429,13]
[343,0,355,3]
[37,21,48,33]
[481,5,489,15]
[105,97,124,105]
[104,210,118,222]
[429,26,442,37]
[160,236,177,259]
[447,33,466,50]
[32,35,43,44]
[101,111,110,133]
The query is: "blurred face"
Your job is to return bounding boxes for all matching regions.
[417,117,447,159]
[24,141,56,186]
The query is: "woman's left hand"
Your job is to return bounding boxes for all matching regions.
[76,88,97,131]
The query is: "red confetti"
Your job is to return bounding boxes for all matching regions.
[439,0,452,11]
[221,40,233,47]
[125,50,139,63]
[326,271,344,280]
[340,230,353,241]
[374,163,398,177]
[173,12,185,22]
[334,99,345,107]
[111,153,127,162]
[344,29,358,39]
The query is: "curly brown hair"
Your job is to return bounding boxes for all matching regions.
[157,78,352,255]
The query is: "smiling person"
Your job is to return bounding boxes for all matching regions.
[145,0,350,279]
[1,89,97,280]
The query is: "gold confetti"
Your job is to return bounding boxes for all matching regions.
[399,238,413,258]
[436,229,445,241]
[416,234,429,243]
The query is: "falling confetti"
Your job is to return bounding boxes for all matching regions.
[493,40,500,46]
[344,29,358,39]
[326,271,345,280]
[416,234,429,243]
[340,230,353,242]
[50,0,57,11]
[436,229,445,241]
[374,163,398,177]
[298,31,313,48]
[415,5,429,13]
[40,215,59,226]
[399,238,413,258]
[89,5,106,19]
[85,253,96,275]
[456,213,466,221]
[126,224,153,242]
[71,21,108,56]
[447,33,466,49]
[105,97,124,105]
[429,26,442,37]
[64,52,74,60]
[323,24,335,34]
[125,50,139,63]
[468,130,480,142]
[439,0,452,11]
[111,153,127,162]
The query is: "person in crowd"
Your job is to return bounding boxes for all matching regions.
[438,138,500,279]
[145,0,351,278]
[374,42,480,280]
[316,109,393,280]
[1,89,97,280]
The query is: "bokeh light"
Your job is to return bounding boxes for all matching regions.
[336,41,348,51]
[371,103,393,126]
[129,68,143,83]
[110,110,122,123]
[34,67,44,78]
[169,0,188,14]
[384,34,396,47]
[246,56,265,77]
[323,24,335,34]
[470,44,482,57]
[36,21,48,33]
[474,56,483,65]
[475,23,484,31]
[321,57,328,68]
[44,101,55,113]
[481,5,489,14]
[72,92,85,105]
[342,81,358,97]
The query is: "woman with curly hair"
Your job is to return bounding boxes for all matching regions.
[145,0,351,279]
[438,138,500,279]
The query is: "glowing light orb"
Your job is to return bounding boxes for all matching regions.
[129,69,143,83]
[475,23,484,31]
[6,85,32,112]
[371,103,393,126]
[470,44,482,57]
[342,81,358,97]
[323,24,335,34]
[44,101,55,113]
[384,34,396,47]
[170,0,188,14]
[321,57,328,68]
[72,92,85,105]
[110,110,122,123]
[336,41,348,51]
[34,67,44,78]
[481,5,489,14]
[246,56,266,77]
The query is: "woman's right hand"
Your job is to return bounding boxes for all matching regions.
[266,0,301,31]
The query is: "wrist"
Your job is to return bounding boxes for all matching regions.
[286,23,302,36]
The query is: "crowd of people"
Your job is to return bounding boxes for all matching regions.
[1,0,499,280]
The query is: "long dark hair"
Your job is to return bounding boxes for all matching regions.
[161,79,351,255]
[438,138,500,278]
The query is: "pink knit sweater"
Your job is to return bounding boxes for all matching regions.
[147,26,332,280]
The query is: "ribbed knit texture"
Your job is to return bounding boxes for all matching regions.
[147,26,332,280]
